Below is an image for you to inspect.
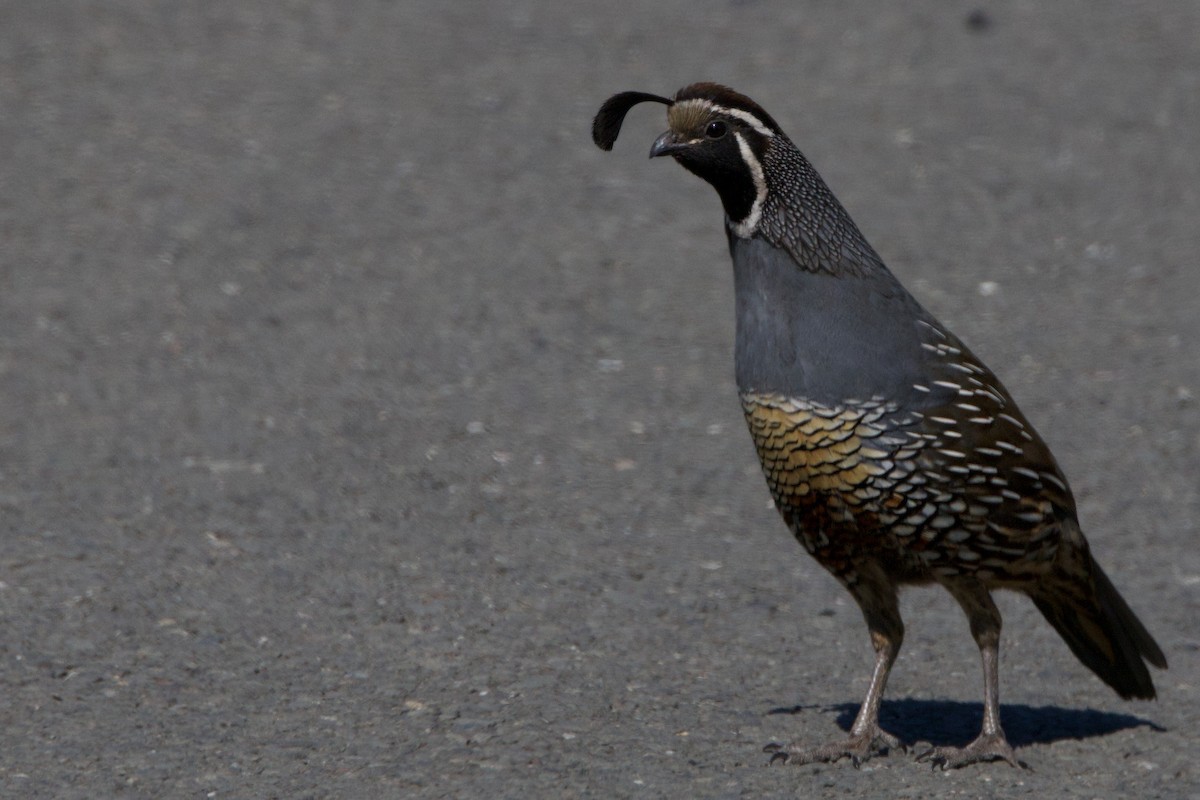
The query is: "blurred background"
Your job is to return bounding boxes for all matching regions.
[1,2,1198,796]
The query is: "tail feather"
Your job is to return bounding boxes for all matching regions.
[1030,555,1167,700]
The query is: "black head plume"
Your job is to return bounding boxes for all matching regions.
[592,91,674,151]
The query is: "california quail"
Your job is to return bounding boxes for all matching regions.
[592,83,1167,769]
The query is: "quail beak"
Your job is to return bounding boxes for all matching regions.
[649,131,685,159]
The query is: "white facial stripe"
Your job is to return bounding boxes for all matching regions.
[730,131,767,238]
[712,106,775,138]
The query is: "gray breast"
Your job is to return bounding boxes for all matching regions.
[729,234,946,408]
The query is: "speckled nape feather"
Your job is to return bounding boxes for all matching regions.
[594,82,1166,770]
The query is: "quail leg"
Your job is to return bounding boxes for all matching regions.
[917,582,1025,770]
[767,587,904,766]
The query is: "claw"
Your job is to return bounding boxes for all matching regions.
[762,724,900,767]
[914,732,1027,770]
[763,741,791,765]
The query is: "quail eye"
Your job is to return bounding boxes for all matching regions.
[705,120,728,139]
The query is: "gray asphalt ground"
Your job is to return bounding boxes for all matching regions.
[2,2,1199,798]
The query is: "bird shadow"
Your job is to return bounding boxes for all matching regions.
[767,699,1165,748]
